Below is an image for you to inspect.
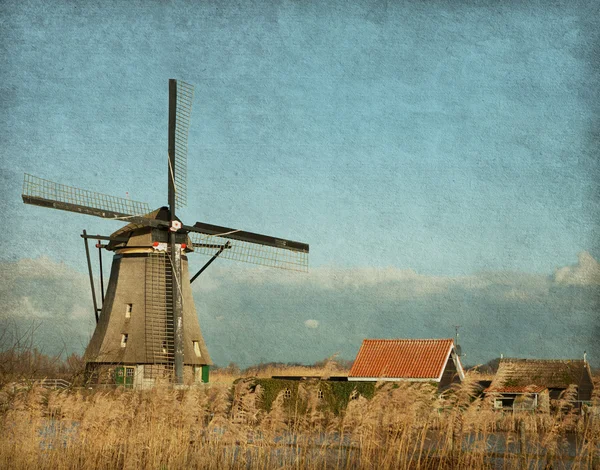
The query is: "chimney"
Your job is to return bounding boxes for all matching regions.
[584,351,587,363]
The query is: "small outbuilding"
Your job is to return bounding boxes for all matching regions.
[485,358,594,411]
[348,338,465,389]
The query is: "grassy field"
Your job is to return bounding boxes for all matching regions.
[1,367,599,469]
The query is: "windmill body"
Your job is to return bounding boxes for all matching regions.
[83,211,212,387]
[22,80,309,387]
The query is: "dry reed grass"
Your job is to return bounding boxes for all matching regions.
[210,364,346,386]
[0,370,598,469]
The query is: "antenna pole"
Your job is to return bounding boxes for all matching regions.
[82,230,99,323]
[168,79,184,384]
[454,325,461,357]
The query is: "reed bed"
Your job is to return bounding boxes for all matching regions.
[0,371,598,469]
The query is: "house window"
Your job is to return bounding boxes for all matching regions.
[193,341,201,357]
[494,397,515,409]
[121,334,128,348]
[317,389,324,400]
[125,304,133,318]
[283,388,292,400]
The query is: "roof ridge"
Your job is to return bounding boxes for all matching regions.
[363,338,454,342]
[500,358,585,363]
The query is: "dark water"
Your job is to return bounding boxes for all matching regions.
[39,420,590,468]
[204,427,587,467]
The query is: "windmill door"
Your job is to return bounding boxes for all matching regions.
[115,366,135,387]
[124,366,135,387]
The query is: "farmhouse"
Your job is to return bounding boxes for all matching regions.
[348,338,465,389]
[485,358,594,411]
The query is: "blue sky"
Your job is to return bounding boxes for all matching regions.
[1,0,599,366]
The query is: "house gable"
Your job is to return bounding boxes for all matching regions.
[439,354,460,389]
[578,362,594,401]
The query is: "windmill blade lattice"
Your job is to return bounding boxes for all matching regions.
[22,173,150,220]
[171,80,194,209]
[189,231,309,272]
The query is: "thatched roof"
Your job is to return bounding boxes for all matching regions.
[486,358,591,393]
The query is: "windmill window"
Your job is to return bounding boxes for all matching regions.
[317,389,324,400]
[121,334,128,348]
[125,304,132,318]
[283,388,292,400]
[193,341,201,357]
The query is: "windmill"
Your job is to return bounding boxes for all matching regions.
[22,79,309,387]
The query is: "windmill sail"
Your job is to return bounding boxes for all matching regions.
[189,221,309,272]
[168,79,194,210]
[22,79,308,388]
[22,173,150,220]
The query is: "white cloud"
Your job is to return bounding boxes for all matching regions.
[553,251,600,286]
[503,288,533,301]
[190,263,553,301]
[0,256,92,355]
[0,256,81,281]
[2,254,599,365]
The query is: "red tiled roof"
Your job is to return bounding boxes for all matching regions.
[348,339,455,379]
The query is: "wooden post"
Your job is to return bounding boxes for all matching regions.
[82,230,99,323]
[592,414,600,470]
[171,235,184,384]
[544,445,554,470]
[593,453,600,470]
[519,419,527,470]
[451,417,461,469]
[449,426,454,469]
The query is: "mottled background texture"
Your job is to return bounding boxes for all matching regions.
[1,0,599,367]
